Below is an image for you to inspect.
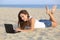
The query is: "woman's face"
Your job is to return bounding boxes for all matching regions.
[20,13,28,21]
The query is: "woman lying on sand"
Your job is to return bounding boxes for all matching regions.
[16,5,57,32]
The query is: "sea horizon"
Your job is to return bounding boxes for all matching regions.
[0,5,60,9]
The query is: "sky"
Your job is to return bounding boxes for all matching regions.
[0,0,60,5]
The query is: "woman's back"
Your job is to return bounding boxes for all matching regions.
[29,16,45,28]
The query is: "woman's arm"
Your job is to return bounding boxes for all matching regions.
[16,18,35,32]
[30,18,35,31]
[16,28,33,32]
[22,18,35,32]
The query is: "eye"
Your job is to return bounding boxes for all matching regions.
[20,15,24,17]
[20,14,25,18]
[21,16,24,17]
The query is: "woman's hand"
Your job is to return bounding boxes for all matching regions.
[16,28,22,32]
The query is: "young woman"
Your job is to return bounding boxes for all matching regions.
[16,6,57,32]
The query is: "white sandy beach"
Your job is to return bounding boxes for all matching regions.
[0,8,60,40]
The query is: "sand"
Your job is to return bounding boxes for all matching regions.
[0,8,60,40]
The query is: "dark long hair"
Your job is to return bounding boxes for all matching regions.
[18,10,31,29]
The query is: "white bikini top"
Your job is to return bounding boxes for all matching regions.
[29,16,45,28]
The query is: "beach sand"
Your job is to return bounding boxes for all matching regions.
[0,8,60,40]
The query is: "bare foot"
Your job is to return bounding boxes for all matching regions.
[46,5,51,15]
[51,5,57,14]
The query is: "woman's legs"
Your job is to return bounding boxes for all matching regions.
[46,5,57,27]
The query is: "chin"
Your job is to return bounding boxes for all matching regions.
[24,20,26,21]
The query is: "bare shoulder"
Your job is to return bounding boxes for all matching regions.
[30,17,35,22]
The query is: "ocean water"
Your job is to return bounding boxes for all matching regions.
[0,5,60,9]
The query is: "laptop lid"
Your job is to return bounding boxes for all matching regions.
[4,24,15,33]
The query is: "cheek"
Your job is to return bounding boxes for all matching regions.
[25,16,28,19]
[24,17,27,20]
[24,16,28,21]
[25,16,27,19]
[22,17,27,20]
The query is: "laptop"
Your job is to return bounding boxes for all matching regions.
[4,24,21,33]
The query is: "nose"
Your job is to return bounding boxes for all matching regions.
[21,17,24,20]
